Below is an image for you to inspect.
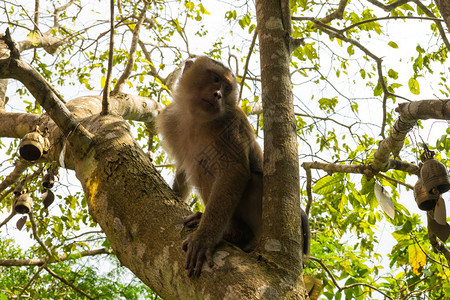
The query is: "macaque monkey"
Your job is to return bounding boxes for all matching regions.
[157,56,310,276]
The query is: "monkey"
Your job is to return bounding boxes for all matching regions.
[157,56,310,276]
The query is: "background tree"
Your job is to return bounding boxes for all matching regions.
[0,0,449,299]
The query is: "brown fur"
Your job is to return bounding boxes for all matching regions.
[157,56,309,276]
[157,56,263,276]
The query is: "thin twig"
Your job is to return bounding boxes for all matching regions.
[239,31,257,102]
[113,3,149,94]
[44,266,94,300]
[101,0,115,115]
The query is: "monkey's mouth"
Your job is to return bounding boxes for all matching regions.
[201,98,217,107]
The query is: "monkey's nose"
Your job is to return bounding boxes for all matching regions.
[214,91,222,100]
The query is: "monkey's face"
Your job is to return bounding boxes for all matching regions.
[181,61,237,120]
[195,70,232,113]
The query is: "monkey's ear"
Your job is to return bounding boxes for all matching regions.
[183,60,194,73]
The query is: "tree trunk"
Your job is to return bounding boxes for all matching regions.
[256,0,304,278]
[435,0,450,31]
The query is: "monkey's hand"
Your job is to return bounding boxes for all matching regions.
[182,232,215,277]
[183,212,203,228]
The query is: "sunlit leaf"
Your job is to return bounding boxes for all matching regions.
[26,31,40,46]
[408,77,420,95]
[313,175,341,195]
[408,244,425,275]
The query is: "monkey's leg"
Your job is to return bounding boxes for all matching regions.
[182,168,250,276]
[173,169,191,202]
[184,211,202,228]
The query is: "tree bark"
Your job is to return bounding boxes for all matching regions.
[435,0,450,31]
[256,0,305,281]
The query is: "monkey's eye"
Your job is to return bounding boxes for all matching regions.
[223,84,232,94]
[212,73,221,83]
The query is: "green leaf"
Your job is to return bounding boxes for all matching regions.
[313,175,341,195]
[388,41,398,48]
[388,69,398,79]
[408,77,420,95]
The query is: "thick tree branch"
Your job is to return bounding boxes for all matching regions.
[256,0,305,287]
[302,159,419,177]
[0,30,92,155]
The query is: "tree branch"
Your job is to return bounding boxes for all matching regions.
[0,160,32,195]
[101,0,115,116]
[318,0,348,24]
[239,31,257,102]
[113,4,148,95]
[413,0,450,50]
[366,0,412,11]
[44,266,94,300]
[0,248,113,267]
[0,29,92,154]
[310,256,394,300]
[0,211,15,228]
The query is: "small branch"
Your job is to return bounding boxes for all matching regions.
[33,0,39,30]
[341,15,444,33]
[113,3,148,94]
[367,0,412,11]
[44,266,94,300]
[19,262,47,297]
[413,0,450,50]
[101,0,115,116]
[0,160,32,194]
[0,211,16,228]
[310,256,393,300]
[53,0,77,28]
[0,248,112,266]
[29,211,52,258]
[318,0,348,24]
[412,234,450,269]
[239,31,257,102]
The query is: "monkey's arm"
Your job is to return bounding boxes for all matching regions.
[182,166,250,277]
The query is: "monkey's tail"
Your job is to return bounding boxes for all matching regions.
[301,209,310,256]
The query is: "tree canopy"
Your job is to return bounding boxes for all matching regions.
[0,0,450,299]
